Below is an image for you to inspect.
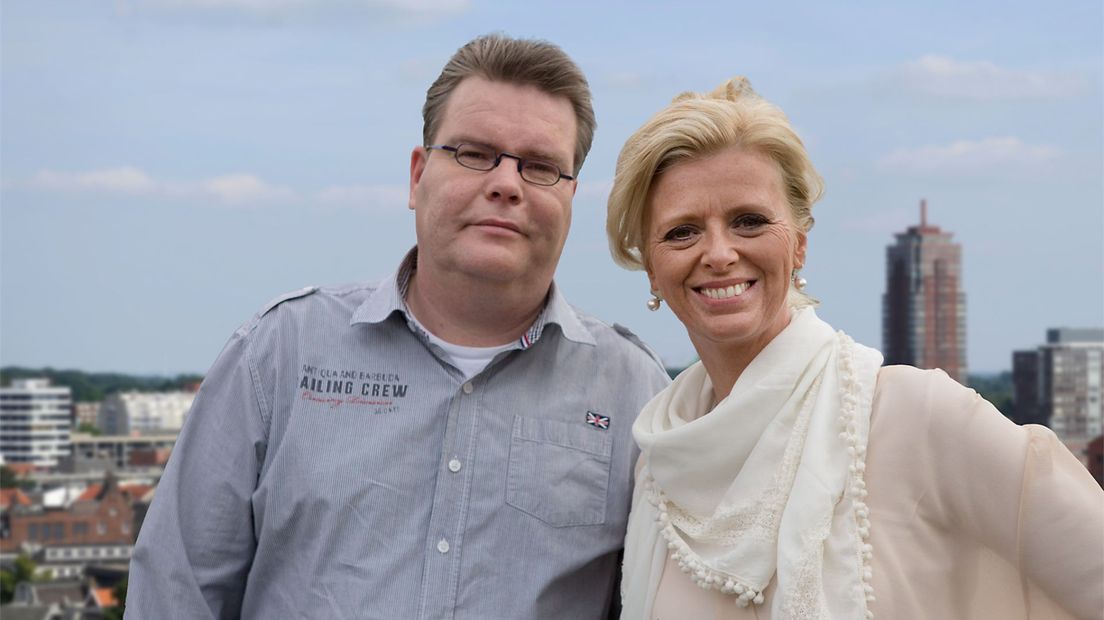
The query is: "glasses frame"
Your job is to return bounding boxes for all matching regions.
[426,143,575,187]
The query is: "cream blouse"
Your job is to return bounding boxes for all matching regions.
[645,366,1104,620]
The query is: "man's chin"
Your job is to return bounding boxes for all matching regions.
[455,253,548,286]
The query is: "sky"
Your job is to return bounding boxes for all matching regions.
[2,0,1101,376]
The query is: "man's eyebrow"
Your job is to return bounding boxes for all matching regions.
[521,147,568,166]
[449,135,569,168]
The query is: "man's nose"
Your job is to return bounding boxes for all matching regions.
[485,155,524,203]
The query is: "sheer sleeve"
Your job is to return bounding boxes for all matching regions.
[916,370,1104,619]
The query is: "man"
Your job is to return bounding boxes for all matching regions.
[126,34,669,619]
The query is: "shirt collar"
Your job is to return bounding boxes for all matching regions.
[350,247,595,348]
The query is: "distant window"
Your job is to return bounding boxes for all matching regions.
[121,522,131,534]
[52,523,64,540]
[97,521,106,535]
[28,523,39,540]
[74,522,88,536]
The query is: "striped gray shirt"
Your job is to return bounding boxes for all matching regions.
[127,250,670,619]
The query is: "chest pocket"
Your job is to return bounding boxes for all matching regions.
[506,415,612,527]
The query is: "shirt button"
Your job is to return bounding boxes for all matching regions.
[448,459,462,473]
[437,539,450,554]
[462,382,473,394]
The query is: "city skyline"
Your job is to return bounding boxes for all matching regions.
[2,1,1102,375]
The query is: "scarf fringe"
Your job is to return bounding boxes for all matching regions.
[642,331,877,615]
[837,332,876,617]
[644,476,767,606]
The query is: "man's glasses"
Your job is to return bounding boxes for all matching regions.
[426,143,574,187]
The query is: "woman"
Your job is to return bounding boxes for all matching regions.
[608,78,1103,619]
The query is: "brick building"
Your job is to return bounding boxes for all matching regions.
[1,472,135,556]
[882,200,967,383]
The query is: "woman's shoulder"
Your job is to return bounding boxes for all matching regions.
[873,365,979,414]
[871,364,1028,451]
[870,365,1016,438]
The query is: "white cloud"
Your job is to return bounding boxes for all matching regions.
[603,72,648,90]
[28,166,159,194]
[838,207,914,235]
[123,0,470,20]
[574,178,614,203]
[892,54,1083,100]
[201,174,295,206]
[879,137,1061,175]
[19,166,297,207]
[315,184,408,208]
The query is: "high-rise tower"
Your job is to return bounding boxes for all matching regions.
[882,200,967,383]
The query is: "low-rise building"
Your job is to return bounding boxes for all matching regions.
[1,472,135,558]
[97,391,194,435]
[71,404,100,430]
[65,433,177,472]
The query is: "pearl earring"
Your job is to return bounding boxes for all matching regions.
[792,271,807,291]
[647,293,662,311]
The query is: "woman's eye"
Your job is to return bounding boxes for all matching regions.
[664,226,696,242]
[733,214,770,230]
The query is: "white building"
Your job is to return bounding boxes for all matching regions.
[1014,328,1104,439]
[0,378,72,468]
[97,391,195,435]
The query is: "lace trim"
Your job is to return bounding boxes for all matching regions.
[642,373,823,607]
[643,332,877,615]
[779,510,832,618]
[836,332,875,618]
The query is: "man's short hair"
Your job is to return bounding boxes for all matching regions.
[422,33,596,177]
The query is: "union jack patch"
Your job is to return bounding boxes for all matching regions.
[585,411,610,430]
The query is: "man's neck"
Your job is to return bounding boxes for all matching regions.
[404,268,550,348]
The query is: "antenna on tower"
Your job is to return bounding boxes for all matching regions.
[920,199,927,227]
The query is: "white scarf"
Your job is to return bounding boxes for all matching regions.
[622,308,883,619]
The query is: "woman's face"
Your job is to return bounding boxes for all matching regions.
[645,146,806,359]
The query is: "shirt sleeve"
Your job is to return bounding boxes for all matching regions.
[918,370,1104,619]
[126,331,268,620]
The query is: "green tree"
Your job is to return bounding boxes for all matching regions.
[76,422,102,436]
[968,372,1015,420]
[102,576,128,620]
[0,554,38,603]
[0,465,18,489]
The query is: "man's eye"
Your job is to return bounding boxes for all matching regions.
[457,147,494,165]
[524,161,559,176]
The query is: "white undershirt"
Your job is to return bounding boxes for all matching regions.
[408,313,514,381]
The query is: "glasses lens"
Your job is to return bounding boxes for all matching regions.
[520,161,561,186]
[454,144,496,171]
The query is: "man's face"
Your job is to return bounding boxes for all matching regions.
[409,76,578,290]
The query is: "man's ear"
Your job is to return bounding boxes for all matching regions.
[409,146,427,211]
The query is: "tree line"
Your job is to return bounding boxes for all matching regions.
[0,367,203,403]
